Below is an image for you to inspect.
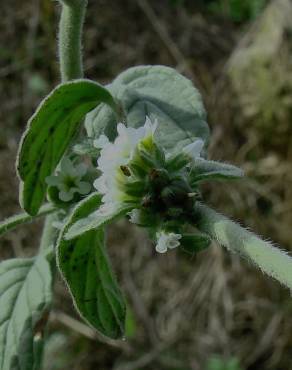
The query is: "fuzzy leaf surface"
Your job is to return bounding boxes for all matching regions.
[0,253,52,370]
[17,80,117,215]
[85,65,210,153]
[190,159,244,184]
[65,201,133,240]
[195,203,292,290]
[57,193,126,339]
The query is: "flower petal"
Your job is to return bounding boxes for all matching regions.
[128,209,141,224]
[77,181,91,195]
[61,157,77,177]
[75,163,87,177]
[93,134,110,149]
[155,241,168,253]
[59,189,74,202]
[183,139,204,160]
[155,231,182,253]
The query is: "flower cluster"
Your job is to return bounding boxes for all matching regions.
[92,117,209,253]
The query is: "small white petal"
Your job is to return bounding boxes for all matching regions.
[155,242,168,253]
[183,139,204,160]
[94,175,108,193]
[59,189,74,202]
[95,117,159,210]
[60,157,73,172]
[155,231,182,253]
[167,233,182,249]
[117,123,127,137]
[75,163,87,177]
[77,181,91,195]
[128,209,141,224]
[93,134,110,149]
[144,116,158,135]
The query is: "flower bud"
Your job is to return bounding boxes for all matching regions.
[161,178,192,208]
[148,168,170,191]
[180,233,211,254]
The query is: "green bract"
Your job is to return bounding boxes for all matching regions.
[189,158,244,184]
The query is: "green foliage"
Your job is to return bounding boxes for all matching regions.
[57,193,126,339]
[85,65,210,153]
[17,80,118,216]
[0,253,53,370]
[207,0,267,22]
[189,158,243,185]
[65,199,133,240]
[206,356,243,370]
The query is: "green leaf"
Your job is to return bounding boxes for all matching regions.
[17,79,118,216]
[195,203,292,290]
[0,253,52,370]
[65,200,133,240]
[190,159,244,184]
[0,204,56,238]
[57,193,126,339]
[85,65,210,152]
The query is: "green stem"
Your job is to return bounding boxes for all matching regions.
[58,0,88,82]
[38,1,88,255]
[0,204,56,238]
[195,203,292,290]
[39,214,59,256]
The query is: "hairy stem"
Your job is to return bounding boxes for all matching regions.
[195,203,292,290]
[38,1,88,254]
[58,0,88,82]
[40,214,59,256]
[0,204,56,238]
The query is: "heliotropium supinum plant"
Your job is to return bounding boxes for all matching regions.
[0,1,292,369]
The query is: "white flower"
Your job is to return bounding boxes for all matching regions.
[182,139,204,161]
[155,231,182,253]
[128,208,142,224]
[46,157,91,202]
[93,117,157,209]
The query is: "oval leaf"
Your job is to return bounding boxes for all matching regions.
[57,193,126,339]
[85,65,210,152]
[17,79,118,215]
[65,202,133,241]
[0,254,52,370]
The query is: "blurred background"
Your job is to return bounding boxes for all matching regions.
[1,0,292,369]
